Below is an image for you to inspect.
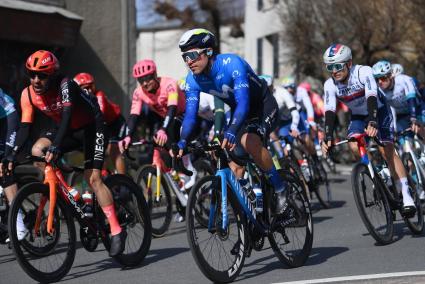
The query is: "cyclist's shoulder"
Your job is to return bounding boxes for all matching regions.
[215,53,246,69]
[323,77,337,90]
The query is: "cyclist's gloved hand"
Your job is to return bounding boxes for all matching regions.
[290,125,299,138]
[46,145,61,163]
[171,139,186,158]
[222,131,237,151]
[154,129,168,147]
[411,117,420,134]
[118,136,131,153]
[0,154,15,177]
[365,121,378,138]
[320,138,333,157]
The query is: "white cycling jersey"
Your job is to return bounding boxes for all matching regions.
[274,86,300,130]
[198,92,230,122]
[295,85,315,121]
[324,64,383,116]
[380,74,417,115]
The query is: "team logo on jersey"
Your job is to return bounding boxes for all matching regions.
[232,70,240,78]
[223,57,231,65]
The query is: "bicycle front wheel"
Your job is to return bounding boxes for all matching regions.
[269,170,313,268]
[103,174,152,267]
[351,163,393,244]
[8,182,76,283]
[186,175,248,283]
[311,158,331,209]
[136,165,172,237]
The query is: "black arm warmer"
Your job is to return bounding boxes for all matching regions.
[162,105,177,130]
[366,96,378,123]
[4,111,18,156]
[126,114,139,137]
[324,110,336,140]
[53,105,71,147]
[13,122,31,154]
[214,97,225,135]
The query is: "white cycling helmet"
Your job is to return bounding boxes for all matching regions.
[281,76,296,89]
[372,60,392,78]
[323,44,352,64]
[391,63,404,77]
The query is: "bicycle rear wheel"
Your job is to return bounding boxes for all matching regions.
[136,165,172,237]
[186,175,247,283]
[269,170,313,267]
[311,157,331,209]
[402,172,424,235]
[9,182,76,283]
[351,163,393,244]
[103,174,152,266]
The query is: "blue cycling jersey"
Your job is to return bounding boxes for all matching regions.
[181,53,265,142]
[0,89,16,119]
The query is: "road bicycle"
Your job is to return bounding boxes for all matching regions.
[133,140,214,237]
[396,128,425,203]
[0,165,41,247]
[185,142,313,283]
[278,135,331,209]
[8,156,152,283]
[335,133,423,244]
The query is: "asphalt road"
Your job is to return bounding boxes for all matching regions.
[1,168,425,284]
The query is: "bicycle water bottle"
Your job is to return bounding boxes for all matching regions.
[0,186,6,212]
[82,191,93,218]
[252,185,263,213]
[300,159,311,182]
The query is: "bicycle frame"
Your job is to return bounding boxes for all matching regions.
[336,133,375,177]
[399,135,425,187]
[209,151,268,235]
[35,162,95,236]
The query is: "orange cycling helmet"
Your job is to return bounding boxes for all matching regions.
[74,72,95,86]
[26,50,59,75]
[133,59,157,78]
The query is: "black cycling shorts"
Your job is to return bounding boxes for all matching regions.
[233,87,278,158]
[41,122,107,170]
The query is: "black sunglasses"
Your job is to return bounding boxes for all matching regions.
[137,74,155,84]
[28,71,49,80]
[181,49,207,63]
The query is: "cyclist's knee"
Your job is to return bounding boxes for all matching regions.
[241,133,262,152]
[348,142,360,159]
[32,138,51,156]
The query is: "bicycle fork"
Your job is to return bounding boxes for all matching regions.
[404,139,424,187]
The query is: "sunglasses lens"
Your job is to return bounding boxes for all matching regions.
[137,74,154,84]
[29,72,49,79]
[326,63,345,72]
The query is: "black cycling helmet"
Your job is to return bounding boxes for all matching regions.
[178,28,217,52]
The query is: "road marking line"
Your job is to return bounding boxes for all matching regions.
[273,271,425,284]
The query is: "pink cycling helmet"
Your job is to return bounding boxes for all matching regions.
[298,82,311,92]
[133,59,157,78]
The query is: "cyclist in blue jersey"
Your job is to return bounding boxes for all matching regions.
[0,89,28,241]
[174,28,288,214]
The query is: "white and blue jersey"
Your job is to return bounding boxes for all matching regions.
[0,89,18,157]
[181,54,266,141]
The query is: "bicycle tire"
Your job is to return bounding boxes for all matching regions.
[311,158,331,209]
[193,159,215,227]
[103,174,152,267]
[351,163,394,244]
[8,182,76,283]
[269,170,313,268]
[400,154,424,234]
[186,175,247,283]
[136,165,172,238]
